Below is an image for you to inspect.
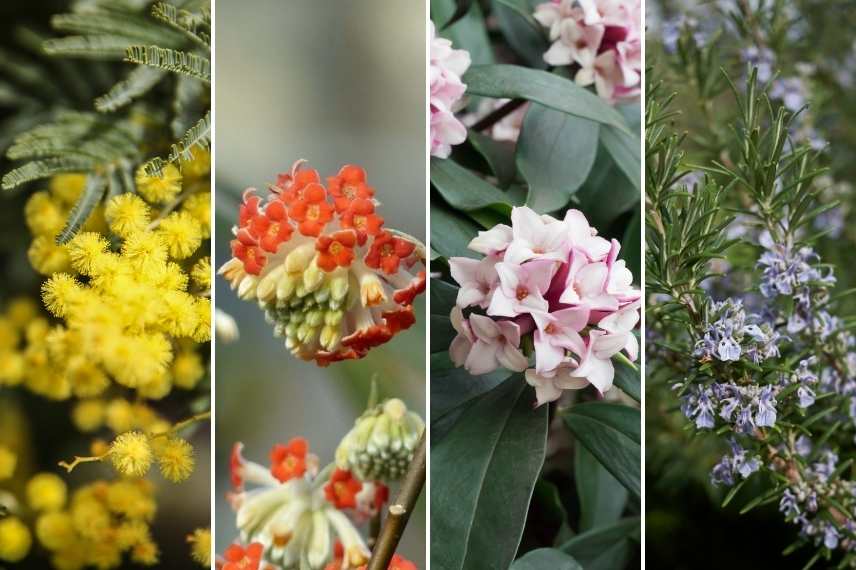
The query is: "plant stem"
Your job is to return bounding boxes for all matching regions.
[471,98,526,132]
[366,432,426,570]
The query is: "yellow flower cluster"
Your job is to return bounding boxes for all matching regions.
[187,527,211,566]
[30,478,160,569]
[105,431,195,483]
[7,152,211,401]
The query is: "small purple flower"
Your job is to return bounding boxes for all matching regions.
[755,385,777,427]
[797,386,816,408]
[824,524,840,549]
[780,489,800,518]
[741,46,776,83]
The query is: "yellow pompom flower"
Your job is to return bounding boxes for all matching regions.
[135,164,182,204]
[172,351,204,389]
[0,516,32,562]
[0,446,17,479]
[155,437,194,482]
[191,257,211,290]
[121,231,168,276]
[0,351,24,386]
[131,539,160,565]
[158,211,202,259]
[187,527,211,566]
[35,511,75,551]
[105,398,135,433]
[49,174,87,205]
[106,480,156,520]
[192,297,212,342]
[28,235,71,275]
[66,356,110,398]
[109,431,152,477]
[137,370,172,400]
[72,399,105,432]
[180,148,210,179]
[182,191,211,237]
[51,542,88,570]
[41,274,83,317]
[26,472,68,511]
[7,297,38,327]
[105,193,150,238]
[116,520,150,549]
[66,232,110,276]
[25,191,65,237]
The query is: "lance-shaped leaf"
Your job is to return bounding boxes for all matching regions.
[563,402,640,498]
[430,201,481,259]
[559,517,640,569]
[431,157,516,211]
[432,377,548,570]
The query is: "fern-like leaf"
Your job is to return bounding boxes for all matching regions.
[56,173,107,244]
[2,157,96,190]
[52,12,185,46]
[151,2,210,48]
[106,160,135,200]
[44,35,135,58]
[143,109,209,176]
[171,74,206,138]
[95,66,166,111]
[125,45,210,82]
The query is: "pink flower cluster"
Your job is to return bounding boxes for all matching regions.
[534,0,641,103]
[448,206,640,406]
[430,21,471,158]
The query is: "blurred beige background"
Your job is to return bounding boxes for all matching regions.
[214,0,427,566]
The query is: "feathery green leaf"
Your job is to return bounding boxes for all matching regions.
[56,173,108,244]
[95,65,166,111]
[125,45,210,82]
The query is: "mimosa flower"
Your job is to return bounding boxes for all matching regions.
[219,160,425,366]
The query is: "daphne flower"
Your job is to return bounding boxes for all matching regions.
[465,314,528,375]
[468,224,513,256]
[532,307,589,373]
[488,260,556,317]
[430,21,471,158]
[525,365,591,406]
[448,256,499,309]
[505,206,569,265]
[219,161,425,366]
[449,306,475,367]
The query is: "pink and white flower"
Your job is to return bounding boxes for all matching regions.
[447,205,640,405]
[430,21,472,158]
[534,0,641,104]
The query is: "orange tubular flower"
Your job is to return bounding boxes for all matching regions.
[365,231,417,275]
[327,164,375,213]
[218,160,426,366]
[316,230,357,272]
[222,543,263,570]
[269,437,310,483]
[324,468,363,509]
[288,183,334,237]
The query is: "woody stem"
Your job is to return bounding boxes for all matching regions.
[366,432,426,570]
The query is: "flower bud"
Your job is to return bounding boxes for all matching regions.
[335,398,424,482]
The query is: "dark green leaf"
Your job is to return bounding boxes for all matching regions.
[575,142,638,229]
[431,157,516,211]
[492,0,549,69]
[563,402,640,498]
[575,445,628,531]
[431,278,459,316]
[431,315,456,354]
[511,549,582,570]
[431,0,494,66]
[430,352,511,418]
[464,65,631,133]
[601,123,640,192]
[559,517,640,569]
[612,355,640,401]
[517,103,599,212]
[430,201,481,259]
[442,0,475,29]
[432,377,548,570]
[467,130,517,188]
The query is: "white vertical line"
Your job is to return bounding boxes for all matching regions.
[424,0,432,568]
[209,0,216,566]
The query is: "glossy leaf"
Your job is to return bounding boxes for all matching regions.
[574,142,639,229]
[463,65,631,133]
[563,402,640,498]
[431,278,459,316]
[511,549,582,570]
[492,0,549,69]
[431,157,516,211]
[430,352,511,419]
[432,377,548,570]
[432,0,494,66]
[575,445,628,531]
[430,201,481,259]
[559,517,640,570]
[467,130,517,188]
[612,356,641,402]
[517,103,599,213]
[600,103,641,192]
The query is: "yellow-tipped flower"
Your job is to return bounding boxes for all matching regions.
[183,192,211,237]
[0,446,17,480]
[72,399,105,432]
[41,273,83,317]
[49,173,87,205]
[135,164,182,204]
[105,193,150,238]
[26,473,68,511]
[35,511,75,551]
[66,232,110,276]
[172,351,204,389]
[190,257,211,290]
[155,437,195,482]
[109,431,152,477]
[24,191,65,237]
[28,235,71,275]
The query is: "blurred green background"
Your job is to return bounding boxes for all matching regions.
[213,0,427,566]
